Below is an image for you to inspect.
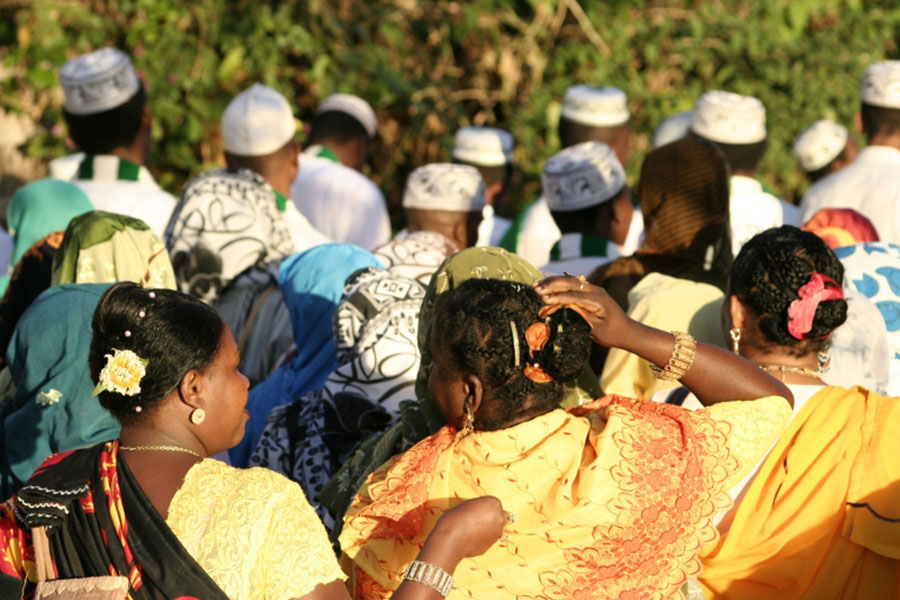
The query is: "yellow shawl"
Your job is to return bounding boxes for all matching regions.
[699,386,900,599]
[341,395,790,600]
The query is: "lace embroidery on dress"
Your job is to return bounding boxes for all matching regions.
[166,459,345,600]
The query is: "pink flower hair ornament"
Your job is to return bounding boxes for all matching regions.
[786,273,844,340]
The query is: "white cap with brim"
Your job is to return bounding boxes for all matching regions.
[861,61,900,109]
[222,83,296,156]
[560,85,629,127]
[402,163,487,212]
[451,126,515,166]
[542,141,626,212]
[317,93,377,138]
[60,48,141,116]
[690,90,766,144]
[793,120,849,172]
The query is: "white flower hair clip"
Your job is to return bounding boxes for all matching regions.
[93,349,149,397]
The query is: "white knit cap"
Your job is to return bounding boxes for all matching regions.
[690,90,767,144]
[60,48,141,116]
[402,163,486,212]
[793,120,849,172]
[451,126,515,166]
[222,83,296,156]
[317,93,377,138]
[861,61,900,109]
[560,85,630,127]
[542,141,626,212]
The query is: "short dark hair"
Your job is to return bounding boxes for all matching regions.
[64,85,146,155]
[729,226,847,354]
[90,282,224,423]
[550,202,607,235]
[558,116,628,149]
[306,110,369,145]
[692,133,766,173]
[433,279,591,430]
[860,102,900,139]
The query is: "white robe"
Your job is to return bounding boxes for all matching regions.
[729,175,798,257]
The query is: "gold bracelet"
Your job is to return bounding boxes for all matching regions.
[403,560,454,597]
[648,331,697,382]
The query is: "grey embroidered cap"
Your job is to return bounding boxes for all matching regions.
[60,48,141,116]
[402,163,487,212]
[542,141,626,212]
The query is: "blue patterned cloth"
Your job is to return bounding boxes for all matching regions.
[836,242,900,394]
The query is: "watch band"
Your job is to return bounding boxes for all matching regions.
[403,560,454,597]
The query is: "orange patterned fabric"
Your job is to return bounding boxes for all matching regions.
[341,396,791,600]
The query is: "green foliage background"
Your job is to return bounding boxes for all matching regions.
[2,0,899,224]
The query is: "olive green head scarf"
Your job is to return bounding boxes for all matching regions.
[320,247,601,535]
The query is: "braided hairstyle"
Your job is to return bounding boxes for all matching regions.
[433,279,591,430]
[89,282,224,423]
[729,226,847,356]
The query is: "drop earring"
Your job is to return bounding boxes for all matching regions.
[190,408,206,425]
[729,328,741,355]
[456,405,474,440]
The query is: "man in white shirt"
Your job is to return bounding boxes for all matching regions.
[290,94,390,250]
[502,84,631,267]
[690,90,798,256]
[539,142,643,276]
[60,48,176,236]
[401,163,485,251]
[451,126,515,247]
[800,61,900,243]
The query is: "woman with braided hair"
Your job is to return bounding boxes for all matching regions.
[340,275,794,600]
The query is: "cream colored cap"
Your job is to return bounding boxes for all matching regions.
[451,126,514,166]
[222,83,296,156]
[690,90,766,144]
[793,120,849,172]
[317,93,377,138]
[542,141,626,212]
[60,48,141,115]
[560,85,629,127]
[402,163,487,212]
[861,61,900,109]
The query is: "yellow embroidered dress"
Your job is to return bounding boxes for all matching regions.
[340,396,791,600]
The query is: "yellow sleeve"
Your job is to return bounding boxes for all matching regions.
[701,396,793,489]
[259,474,347,599]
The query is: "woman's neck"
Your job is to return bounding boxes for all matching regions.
[739,346,823,385]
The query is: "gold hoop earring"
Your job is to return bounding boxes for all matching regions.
[190,408,206,425]
[457,406,474,440]
[729,328,741,355]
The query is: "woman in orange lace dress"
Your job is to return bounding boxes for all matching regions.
[340,276,793,600]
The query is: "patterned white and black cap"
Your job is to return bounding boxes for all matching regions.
[542,141,626,212]
[690,90,766,144]
[402,163,487,212]
[793,120,849,172]
[861,61,900,109]
[60,48,141,116]
[452,126,515,167]
[561,85,630,127]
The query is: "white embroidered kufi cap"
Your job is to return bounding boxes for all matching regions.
[402,163,487,212]
[793,120,849,172]
[560,85,630,127]
[651,111,694,149]
[222,83,296,156]
[317,93,377,138]
[451,126,515,166]
[690,90,766,144]
[542,141,626,212]
[861,61,900,109]
[60,48,141,116]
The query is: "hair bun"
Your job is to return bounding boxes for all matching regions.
[531,307,591,383]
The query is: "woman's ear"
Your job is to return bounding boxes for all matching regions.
[728,294,747,331]
[178,369,204,410]
[462,374,483,417]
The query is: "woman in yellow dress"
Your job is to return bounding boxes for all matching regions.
[340,275,794,600]
[0,282,507,600]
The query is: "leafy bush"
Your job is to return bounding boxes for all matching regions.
[2,0,899,225]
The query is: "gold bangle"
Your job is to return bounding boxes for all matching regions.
[404,560,454,597]
[648,331,697,382]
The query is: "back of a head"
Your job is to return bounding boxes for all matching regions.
[60,48,146,155]
[730,226,848,353]
[433,278,591,430]
[793,120,849,181]
[639,137,731,257]
[90,282,224,424]
[308,93,376,145]
[221,83,296,177]
[403,163,486,247]
[451,126,514,192]
[860,61,900,141]
[690,90,767,173]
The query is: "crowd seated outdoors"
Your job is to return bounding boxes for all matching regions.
[0,42,896,600]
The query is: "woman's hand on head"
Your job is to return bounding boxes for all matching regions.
[534,275,630,348]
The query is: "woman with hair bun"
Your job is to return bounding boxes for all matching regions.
[694,226,900,598]
[0,282,508,600]
[340,275,794,600]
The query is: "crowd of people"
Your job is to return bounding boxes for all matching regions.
[0,42,896,600]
